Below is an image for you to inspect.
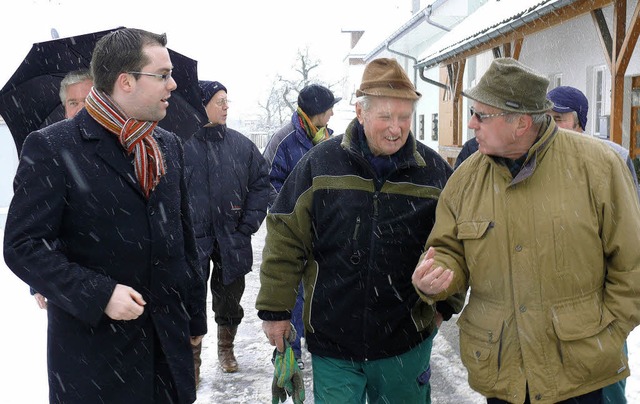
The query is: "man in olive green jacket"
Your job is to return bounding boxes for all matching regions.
[412,58,640,404]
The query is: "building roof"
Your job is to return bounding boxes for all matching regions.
[348,12,410,58]
[416,0,579,69]
[362,2,465,61]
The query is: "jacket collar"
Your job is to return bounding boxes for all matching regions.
[508,115,558,186]
[76,109,164,198]
[195,123,226,142]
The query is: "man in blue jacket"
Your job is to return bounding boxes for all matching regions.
[263,83,341,201]
[184,81,270,381]
[262,83,341,368]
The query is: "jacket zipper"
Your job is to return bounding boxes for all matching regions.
[350,216,362,264]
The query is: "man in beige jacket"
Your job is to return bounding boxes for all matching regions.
[412,58,640,404]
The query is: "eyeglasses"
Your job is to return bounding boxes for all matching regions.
[469,107,511,123]
[127,71,172,82]
[214,99,230,107]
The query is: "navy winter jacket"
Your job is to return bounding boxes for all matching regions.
[262,111,334,204]
[184,124,270,284]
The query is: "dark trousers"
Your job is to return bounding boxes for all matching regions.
[201,240,245,327]
[487,388,603,404]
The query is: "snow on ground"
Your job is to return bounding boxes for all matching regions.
[1,223,640,403]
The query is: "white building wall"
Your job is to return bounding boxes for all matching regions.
[460,2,640,149]
[519,12,611,137]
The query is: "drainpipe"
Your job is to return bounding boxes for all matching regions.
[424,4,451,32]
[383,4,453,135]
[384,44,420,134]
[419,4,451,90]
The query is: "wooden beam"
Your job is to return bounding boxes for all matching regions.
[512,38,523,60]
[631,76,640,159]
[503,41,512,58]
[612,0,626,59]
[591,8,612,69]
[610,0,626,144]
[615,0,640,73]
[441,0,613,66]
[452,60,466,147]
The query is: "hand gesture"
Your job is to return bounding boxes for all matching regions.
[412,247,454,296]
[104,284,146,320]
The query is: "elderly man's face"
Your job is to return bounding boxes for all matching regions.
[63,79,93,119]
[547,111,581,132]
[356,96,414,156]
[205,90,229,126]
[468,101,522,158]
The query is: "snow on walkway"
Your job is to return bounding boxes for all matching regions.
[1,224,639,403]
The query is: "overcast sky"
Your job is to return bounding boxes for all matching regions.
[0,0,410,117]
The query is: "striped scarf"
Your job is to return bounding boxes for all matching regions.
[297,107,329,145]
[85,87,166,198]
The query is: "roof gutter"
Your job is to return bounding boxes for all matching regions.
[424,4,452,32]
[380,2,453,132]
[363,0,449,61]
[418,4,452,89]
[382,44,421,134]
[416,0,578,70]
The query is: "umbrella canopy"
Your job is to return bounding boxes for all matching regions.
[0,27,206,156]
[163,48,207,140]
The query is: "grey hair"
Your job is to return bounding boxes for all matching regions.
[569,111,582,130]
[504,112,547,126]
[530,113,548,126]
[59,69,93,103]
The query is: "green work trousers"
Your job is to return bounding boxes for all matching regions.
[312,329,437,404]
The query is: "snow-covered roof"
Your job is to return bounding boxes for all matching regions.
[416,0,578,68]
[363,3,461,61]
[349,13,410,58]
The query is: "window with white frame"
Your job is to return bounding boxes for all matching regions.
[592,65,611,137]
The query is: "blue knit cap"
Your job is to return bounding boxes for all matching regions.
[547,86,588,130]
[199,80,227,106]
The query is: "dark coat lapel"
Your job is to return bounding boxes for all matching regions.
[77,111,145,198]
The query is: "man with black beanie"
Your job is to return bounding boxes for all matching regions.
[184,80,270,382]
[261,83,341,368]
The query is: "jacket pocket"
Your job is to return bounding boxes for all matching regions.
[457,220,493,260]
[219,232,253,285]
[457,220,493,240]
[551,294,627,383]
[457,304,503,390]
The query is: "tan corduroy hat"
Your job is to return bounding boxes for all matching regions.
[356,58,421,100]
[464,57,553,113]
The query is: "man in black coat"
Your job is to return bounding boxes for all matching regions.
[3,28,206,404]
[184,81,270,379]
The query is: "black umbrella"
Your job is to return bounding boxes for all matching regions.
[163,48,207,140]
[0,27,206,156]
